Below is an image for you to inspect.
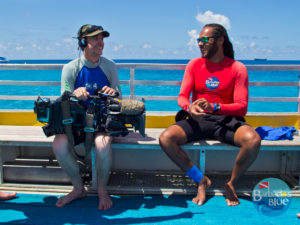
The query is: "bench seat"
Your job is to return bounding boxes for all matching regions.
[1,125,300,147]
[0,125,299,191]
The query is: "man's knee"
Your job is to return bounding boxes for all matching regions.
[236,127,261,149]
[237,131,261,163]
[159,126,187,150]
[95,134,111,147]
[94,134,112,158]
[52,134,68,155]
[159,129,174,147]
[244,131,261,152]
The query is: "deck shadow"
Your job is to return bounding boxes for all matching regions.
[0,194,199,225]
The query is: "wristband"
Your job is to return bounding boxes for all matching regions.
[212,103,217,112]
[213,103,220,113]
[211,103,215,113]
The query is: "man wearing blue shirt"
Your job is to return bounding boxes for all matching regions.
[53,24,121,210]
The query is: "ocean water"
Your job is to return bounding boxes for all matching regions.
[0,59,300,112]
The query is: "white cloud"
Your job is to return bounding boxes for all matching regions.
[249,42,256,48]
[16,46,24,51]
[187,29,198,51]
[196,10,231,30]
[142,44,152,49]
[63,38,73,44]
[0,44,6,50]
[113,44,124,51]
[266,49,273,53]
[32,43,42,50]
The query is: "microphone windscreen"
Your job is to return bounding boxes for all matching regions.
[120,99,145,115]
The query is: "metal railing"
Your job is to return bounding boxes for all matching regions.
[1,63,300,112]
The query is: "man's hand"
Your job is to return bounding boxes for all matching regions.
[189,98,212,122]
[102,86,116,96]
[193,98,213,113]
[73,87,90,101]
[189,103,205,122]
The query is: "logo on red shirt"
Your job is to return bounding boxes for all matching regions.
[205,77,219,89]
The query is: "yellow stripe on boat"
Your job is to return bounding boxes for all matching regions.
[0,111,42,126]
[0,111,299,129]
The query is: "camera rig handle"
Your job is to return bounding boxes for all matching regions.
[88,90,119,100]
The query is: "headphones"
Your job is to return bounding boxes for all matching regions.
[77,24,89,50]
[78,38,87,49]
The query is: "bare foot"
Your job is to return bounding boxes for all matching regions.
[98,191,113,210]
[0,191,17,201]
[56,188,86,207]
[192,176,211,206]
[297,213,300,218]
[224,182,240,206]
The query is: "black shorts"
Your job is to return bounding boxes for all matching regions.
[175,114,247,145]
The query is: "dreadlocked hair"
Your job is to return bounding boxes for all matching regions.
[204,23,234,59]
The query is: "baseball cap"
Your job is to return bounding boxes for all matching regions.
[78,24,110,39]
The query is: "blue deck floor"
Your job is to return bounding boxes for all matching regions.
[0,193,299,225]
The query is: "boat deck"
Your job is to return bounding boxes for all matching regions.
[1,193,299,224]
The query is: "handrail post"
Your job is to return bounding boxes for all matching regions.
[130,67,135,100]
[298,72,300,113]
[298,72,300,128]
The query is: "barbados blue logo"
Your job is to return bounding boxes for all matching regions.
[205,77,219,89]
[252,178,292,216]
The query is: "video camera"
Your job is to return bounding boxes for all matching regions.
[34,90,145,138]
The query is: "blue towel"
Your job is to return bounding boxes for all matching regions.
[255,126,297,141]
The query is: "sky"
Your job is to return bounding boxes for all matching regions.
[0,0,300,60]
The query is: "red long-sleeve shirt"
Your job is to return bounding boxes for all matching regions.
[178,57,249,117]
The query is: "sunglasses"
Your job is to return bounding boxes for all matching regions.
[196,36,218,44]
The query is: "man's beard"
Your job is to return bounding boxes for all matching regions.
[201,42,218,59]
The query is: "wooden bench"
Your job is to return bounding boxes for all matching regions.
[0,125,299,192]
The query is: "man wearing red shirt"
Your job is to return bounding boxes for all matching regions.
[159,23,261,206]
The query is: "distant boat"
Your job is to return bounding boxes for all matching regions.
[254,58,267,61]
[0,57,8,63]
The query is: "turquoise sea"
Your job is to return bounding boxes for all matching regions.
[0,59,300,112]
